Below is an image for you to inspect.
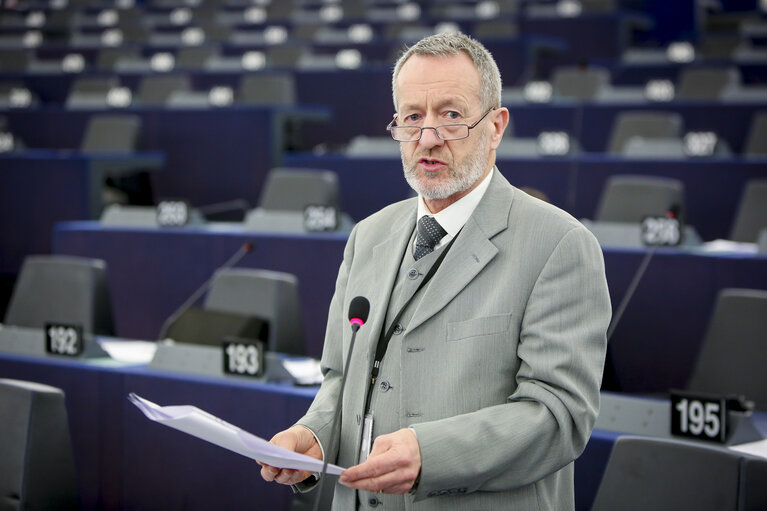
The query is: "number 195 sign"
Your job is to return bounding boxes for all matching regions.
[670,391,728,443]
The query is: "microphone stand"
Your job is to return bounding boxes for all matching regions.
[312,321,361,511]
[156,242,253,340]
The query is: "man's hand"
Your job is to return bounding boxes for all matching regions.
[259,425,322,486]
[339,428,421,494]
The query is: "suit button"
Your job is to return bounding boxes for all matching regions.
[407,268,419,280]
[368,497,380,507]
[379,381,391,392]
[393,324,403,335]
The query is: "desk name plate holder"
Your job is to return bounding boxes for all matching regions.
[149,340,296,383]
[0,324,109,359]
[596,392,763,446]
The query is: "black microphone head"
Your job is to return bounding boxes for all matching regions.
[243,242,254,252]
[348,296,370,327]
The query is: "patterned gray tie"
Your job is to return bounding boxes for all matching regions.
[414,216,447,261]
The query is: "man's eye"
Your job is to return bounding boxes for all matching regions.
[446,111,461,120]
[406,114,420,122]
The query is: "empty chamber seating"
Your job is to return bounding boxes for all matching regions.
[135,75,192,106]
[204,268,306,355]
[729,179,767,242]
[258,167,340,212]
[685,288,767,411]
[606,111,683,154]
[591,436,767,511]
[80,114,141,153]
[595,175,685,223]
[0,379,80,511]
[551,66,611,101]
[677,67,741,100]
[237,73,296,105]
[4,255,115,336]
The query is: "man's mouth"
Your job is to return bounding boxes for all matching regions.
[418,158,446,171]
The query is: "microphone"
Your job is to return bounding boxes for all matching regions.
[348,296,370,331]
[156,242,254,340]
[312,296,369,511]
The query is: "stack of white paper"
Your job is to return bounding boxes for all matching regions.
[128,393,345,475]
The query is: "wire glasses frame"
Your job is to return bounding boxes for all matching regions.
[386,107,496,142]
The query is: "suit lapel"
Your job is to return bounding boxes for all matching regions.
[406,172,515,334]
[360,201,417,358]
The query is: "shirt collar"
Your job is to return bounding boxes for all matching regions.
[416,167,495,239]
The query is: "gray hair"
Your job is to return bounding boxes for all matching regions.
[391,32,502,112]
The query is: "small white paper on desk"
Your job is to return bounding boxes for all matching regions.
[128,393,345,475]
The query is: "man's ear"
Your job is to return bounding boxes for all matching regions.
[489,107,510,150]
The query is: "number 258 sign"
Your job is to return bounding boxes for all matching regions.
[671,391,727,443]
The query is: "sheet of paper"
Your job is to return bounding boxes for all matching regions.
[128,393,345,475]
[99,340,157,364]
[729,438,767,460]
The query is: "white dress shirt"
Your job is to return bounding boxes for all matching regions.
[415,167,495,251]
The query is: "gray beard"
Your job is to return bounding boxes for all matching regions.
[401,134,489,200]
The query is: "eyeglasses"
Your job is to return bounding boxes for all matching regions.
[386,107,496,142]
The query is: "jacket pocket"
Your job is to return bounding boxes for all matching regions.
[446,312,512,342]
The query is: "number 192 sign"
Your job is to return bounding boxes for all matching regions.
[671,391,728,443]
[45,323,84,357]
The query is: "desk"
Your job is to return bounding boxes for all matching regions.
[53,222,767,393]
[6,70,763,151]
[1,105,328,209]
[0,350,310,511]
[284,153,767,242]
[0,150,163,276]
[53,222,348,358]
[7,349,752,511]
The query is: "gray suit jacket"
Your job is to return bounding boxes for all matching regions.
[298,170,611,510]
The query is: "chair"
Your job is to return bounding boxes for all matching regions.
[203,268,306,355]
[0,379,79,511]
[346,135,401,157]
[96,48,140,71]
[265,45,306,68]
[258,168,340,212]
[0,50,29,72]
[237,73,295,106]
[4,255,115,336]
[66,76,120,109]
[551,66,611,101]
[685,288,767,411]
[176,46,218,70]
[136,75,192,106]
[594,175,685,223]
[472,20,519,39]
[743,111,767,157]
[0,115,24,153]
[80,114,141,154]
[729,180,767,242]
[606,111,683,154]
[677,67,741,100]
[591,436,767,511]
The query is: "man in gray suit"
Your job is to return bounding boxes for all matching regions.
[261,32,611,510]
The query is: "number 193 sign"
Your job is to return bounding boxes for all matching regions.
[222,340,264,378]
[671,391,728,443]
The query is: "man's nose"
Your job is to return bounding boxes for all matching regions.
[418,126,445,150]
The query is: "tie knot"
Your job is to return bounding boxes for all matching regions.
[414,216,447,260]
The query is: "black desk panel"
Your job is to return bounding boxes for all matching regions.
[53,222,767,393]
[0,151,163,276]
[285,153,767,242]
